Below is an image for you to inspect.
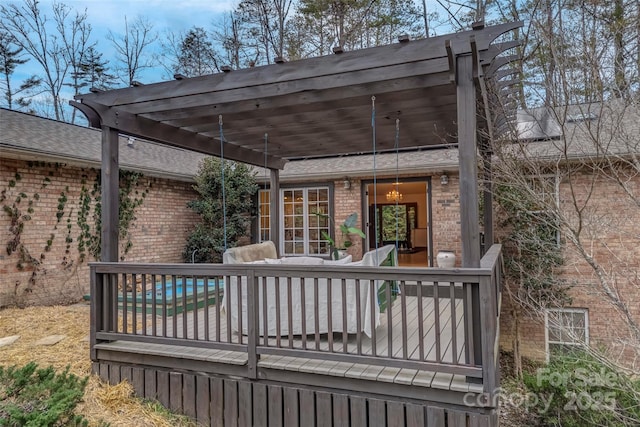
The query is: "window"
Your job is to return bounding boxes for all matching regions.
[526,175,561,246]
[282,187,330,256]
[546,308,589,358]
[258,190,270,242]
[259,187,332,256]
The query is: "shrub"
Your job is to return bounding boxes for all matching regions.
[0,362,88,426]
[523,349,640,426]
[183,158,258,263]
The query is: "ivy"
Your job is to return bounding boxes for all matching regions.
[2,163,150,304]
[55,188,68,223]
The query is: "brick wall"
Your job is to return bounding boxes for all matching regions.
[497,170,640,368]
[430,173,462,266]
[333,178,364,259]
[0,158,199,307]
[331,173,463,265]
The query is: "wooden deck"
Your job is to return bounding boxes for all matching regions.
[89,245,504,426]
[97,296,479,393]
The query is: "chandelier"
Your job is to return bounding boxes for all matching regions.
[386,188,403,202]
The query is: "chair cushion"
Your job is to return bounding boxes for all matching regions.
[280,256,324,265]
[223,241,277,264]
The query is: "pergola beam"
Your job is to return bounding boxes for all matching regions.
[72,101,287,170]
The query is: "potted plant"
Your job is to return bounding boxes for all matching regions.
[315,212,366,260]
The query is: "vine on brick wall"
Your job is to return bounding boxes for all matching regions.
[1,172,42,295]
[2,164,151,305]
[88,171,150,260]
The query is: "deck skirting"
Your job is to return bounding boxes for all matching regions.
[93,361,497,427]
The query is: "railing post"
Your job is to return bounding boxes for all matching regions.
[89,265,100,361]
[479,274,498,403]
[247,268,259,379]
[464,279,483,387]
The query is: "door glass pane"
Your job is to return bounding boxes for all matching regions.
[281,187,329,256]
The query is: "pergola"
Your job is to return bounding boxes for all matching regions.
[71,21,522,268]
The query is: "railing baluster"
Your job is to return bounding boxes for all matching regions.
[182,275,188,339]
[141,274,147,336]
[401,281,407,360]
[300,276,307,350]
[161,275,167,337]
[151,274,157,336]
[172,274,178,339]
[369,280,376,357]
[204,276,210,341]
[314,278,320,351]
[111,274,118,333]
[287,277,293,349]
[341,278,347,354]
[247,269,258,380]
[275,277,281,348]
[262,276,268,346]
[386,276,393,358]
[215,275,222,342]
[237,275,243,344]
[121,273,127,334]
[192,275,199,341]
[450,281,458,364]
[327,277,333,353]
[434,280,441,363]
[225,275,232,343]
[132,273,138,335]
[417,280,424,361]
[465,283,475,365]
[355,278,362,355]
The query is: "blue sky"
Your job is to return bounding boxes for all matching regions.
[2,0,455,114]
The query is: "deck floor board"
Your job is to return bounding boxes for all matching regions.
[105,294,475,392]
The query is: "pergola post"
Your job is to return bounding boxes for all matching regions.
[457,55,481,268]
[269,169,280,257]
[481,140,494,252]
[457,54,483,370]
[101,126,119,262]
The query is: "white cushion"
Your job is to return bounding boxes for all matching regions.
[280,256,324,265]
[264,258,282,264]
[242,260,266,264]
[345,260,363,267]
[324,255,353,265]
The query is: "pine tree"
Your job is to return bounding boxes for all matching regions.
[176,27,218,77]
[0,31,40,111]
[75,46,116,92]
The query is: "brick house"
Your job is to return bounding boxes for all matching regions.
[2,106,638,370]
[1,108,466,307]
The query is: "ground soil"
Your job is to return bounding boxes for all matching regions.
[0,303,197,426]
[1,304,540,426]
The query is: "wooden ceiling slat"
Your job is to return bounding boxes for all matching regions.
[70,22,523,165]
[109,63,452,116]
[76,22,520,107]
[166,90,457,132]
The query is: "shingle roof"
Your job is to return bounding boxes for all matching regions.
[1,108,207,181]
[1,108,460,182]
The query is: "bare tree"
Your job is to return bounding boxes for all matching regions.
[488,0,640,387]
[0,0,92,120]
[55,3,94,123]
[0,30,41,110]
[107,16,158,86]
[212,11,251,69]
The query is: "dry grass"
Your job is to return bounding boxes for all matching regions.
[0,304,197,426]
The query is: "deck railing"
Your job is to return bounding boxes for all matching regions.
[90,244,502,397]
